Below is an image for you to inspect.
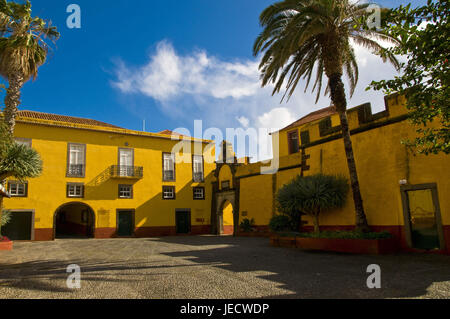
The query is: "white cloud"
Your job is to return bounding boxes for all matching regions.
[112,39,400,161]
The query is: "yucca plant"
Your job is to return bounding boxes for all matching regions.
[254,0,400,232]
[0,0,59,134]
[276,174,349,233]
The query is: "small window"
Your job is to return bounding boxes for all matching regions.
[162,186,175,200]
[119,184,133,199]
[221,181,230,190]
[163,153,176,181]
[288,130,300,154]
[300,131,310,145]
[193,187,205,200]
[15,138,32,148]
[67,183,84,198]
[193,155,204,182]
[8,181,28,197]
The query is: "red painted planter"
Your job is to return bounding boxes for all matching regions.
[270,235,398,255]
[296,237,398,255]
[0,237,13,251]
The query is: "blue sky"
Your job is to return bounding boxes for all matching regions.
[2,0,427,159]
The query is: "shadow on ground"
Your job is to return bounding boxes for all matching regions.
[156,236,450,299]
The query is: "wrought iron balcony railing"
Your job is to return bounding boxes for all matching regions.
[163,170,175,181]
[109,165,144,179]
[67,164,85,177]
[193,172,204,183]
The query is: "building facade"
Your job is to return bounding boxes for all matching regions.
[2,111,215,241]
[213,94,450,254]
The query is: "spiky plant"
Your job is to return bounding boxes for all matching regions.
[276,174,349,233]
[0,0,59,134]
[254,0,400,232]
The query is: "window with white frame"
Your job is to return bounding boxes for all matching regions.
[68,144,86,177]
[119,185,133,199]
[193,155,204,182]
[163,186,175,200]
[15,138,32,148]
[193,187,205,200]
[163,153,175,181]
[67,183,84,198]
[8,181,28,197]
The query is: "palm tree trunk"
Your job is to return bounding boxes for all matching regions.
[3,72,24,135]
[329,74,370,232]
[313,213,320,234]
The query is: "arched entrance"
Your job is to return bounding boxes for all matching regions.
[219,200,235,235]
[53,202,95,239]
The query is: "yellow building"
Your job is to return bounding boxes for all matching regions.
[2,111,215,241]
[214,94,450,253]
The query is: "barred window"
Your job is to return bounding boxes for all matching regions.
[193,187,205,200]
[119,185,133,199]
[193,155,204,182]
[163,186,175,200]
[67,183,84,198]
[163,153,175,181]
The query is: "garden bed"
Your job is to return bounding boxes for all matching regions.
[270,231,398,255]
[0,237,13,251]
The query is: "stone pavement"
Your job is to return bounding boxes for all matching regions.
[0,236,449,299]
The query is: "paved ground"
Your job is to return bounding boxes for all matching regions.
[0,236,449,299]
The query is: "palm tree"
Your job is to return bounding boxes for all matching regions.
[0,0,59,135]
[0,121,42,239]
[253,0,400,232]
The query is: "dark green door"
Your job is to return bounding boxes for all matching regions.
[2,211,33,241]
[117,211,134,237]
[176,211,191,234]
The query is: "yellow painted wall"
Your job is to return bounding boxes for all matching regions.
[218,165,233,190]
[238,95,449,229]
[4,120,215,234]
[222,201,234,227]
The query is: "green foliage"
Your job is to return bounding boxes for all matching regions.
[253,0,399,103]
[269,215,292,233]
[0,0,60,81]
[297,231,393,240]
[239,218,255,233]
[370,0,449,154]
[1,210,10,227]
[276,174,349,233]
[0,122,42,181]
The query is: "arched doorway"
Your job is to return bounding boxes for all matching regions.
[54,202,95,239]
[219,200,235,235]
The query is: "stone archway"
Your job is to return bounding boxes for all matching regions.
[53,202,95,240]
[215,191,238,236]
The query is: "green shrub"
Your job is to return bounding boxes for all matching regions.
[239,218,255,233]
[1,210,11,227]
[269,215,292,232]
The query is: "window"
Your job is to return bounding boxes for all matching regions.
[119,148,134,177]
[67,183,84,198]
[15,138,32,147]
[119,184,133,199]
[67,143,86,177]
[163,186,175,200]
[8,181,28,197]
[163,153,175,181]
[300,131,310,146]
[221,181,230,190]
[288,130,300,154]
[193,187,205,200]
[192,155,204,182]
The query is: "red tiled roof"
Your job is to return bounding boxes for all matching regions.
[278,106,337,132]
[17,110,123,129]
[158,130,190,138]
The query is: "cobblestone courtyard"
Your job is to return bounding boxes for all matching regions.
[0,236,449,299]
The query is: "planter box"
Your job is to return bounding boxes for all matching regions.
[270,235,398,255]
[0,237,13,251]
[296,237,398,255]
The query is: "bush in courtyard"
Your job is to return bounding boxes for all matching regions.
[276,174,349,233]
[239,218,255,233]
[269,215,292,233]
